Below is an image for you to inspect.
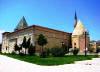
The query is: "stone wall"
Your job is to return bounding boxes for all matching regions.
[2,27,35,53]
[72,34,90,53]
[2,25,71,53]
[34,26,71,52]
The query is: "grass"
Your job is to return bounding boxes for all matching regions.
[1,53,98,66]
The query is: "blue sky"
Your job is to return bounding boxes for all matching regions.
[0,0,100,41]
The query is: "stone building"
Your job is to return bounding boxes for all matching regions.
[72,13,90,53]
[2,16,72,53]
[90,41,97,52]
[2,13,90,54]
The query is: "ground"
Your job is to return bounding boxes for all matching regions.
[0,55,100,72]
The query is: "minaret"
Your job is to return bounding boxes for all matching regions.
[74,12,77,28]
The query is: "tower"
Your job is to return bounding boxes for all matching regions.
[74,12,77,28]
[15,16,28,31]
[72,17,90,53]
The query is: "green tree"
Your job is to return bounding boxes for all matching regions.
[14,43,20,53]
[37,34,47,54]
[26,37,31,54]
[22,36,27,54]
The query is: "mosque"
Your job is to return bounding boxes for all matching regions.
[1,13,90,53]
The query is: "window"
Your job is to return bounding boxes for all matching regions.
[74,43,76,48]
[74,43,76,45]
[6,46,7,50]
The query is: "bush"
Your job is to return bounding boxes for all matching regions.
[11,51,16,55]
[62,45,69,54]
[39,48,50,58]
[45,48,50,56]
[40,51,47,58]
[73,48,79,55]
[96,47,100,53]
[51,47,65,57]
[19,50,25,56]
[28,45,35,56]
[19,52,25,56]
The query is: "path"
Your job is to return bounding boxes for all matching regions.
[0,55,100,72]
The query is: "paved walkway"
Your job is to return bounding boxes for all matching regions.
[0,55,100,72]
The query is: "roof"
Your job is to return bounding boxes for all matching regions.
[3,16,71,36]
[72,20,86,35]
[5,25,71,36]
[15,16,28,31]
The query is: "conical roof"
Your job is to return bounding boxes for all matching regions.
[15,16,28,31]
[72,20,86,35]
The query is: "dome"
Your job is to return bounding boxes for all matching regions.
[72,20,86,36]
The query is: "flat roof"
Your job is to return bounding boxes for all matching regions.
[3,25,72,35]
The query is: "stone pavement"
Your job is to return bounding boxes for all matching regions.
[0,55,100,72]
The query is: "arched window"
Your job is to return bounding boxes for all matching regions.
[6,46,7,50]
[74,43,76,48]
[74,43,76,45]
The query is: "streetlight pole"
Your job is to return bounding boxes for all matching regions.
[85,31,87,56]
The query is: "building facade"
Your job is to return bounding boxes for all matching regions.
[2,17,71,53]
[90,41,97,52]
[72,14,90,53]
[2,13,90,53]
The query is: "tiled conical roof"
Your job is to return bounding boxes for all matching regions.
[15,16,28,31]
[72,20,86,35]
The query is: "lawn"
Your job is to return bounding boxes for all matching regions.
[1,54,98,66]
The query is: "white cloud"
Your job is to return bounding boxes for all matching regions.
[0,30,5,43]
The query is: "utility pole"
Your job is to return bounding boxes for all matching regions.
[85,31,87,56]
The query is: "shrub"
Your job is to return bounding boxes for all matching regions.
[45,48,50,56]
[11,51,16,55]
[28,44,35,56]
[88,47,95,53]
[73,48,79,55]
[14,43,20,52]
[62,45,69,54]
[19,52,25,56]
[39,48,50,58]
[51,47,65,57]
[96,47,100,53]
[19,50,25,56]
[40,51,47,58]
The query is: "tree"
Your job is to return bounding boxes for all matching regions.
[26,37,31,49]
[14,43,20,53]
[37,34,47,54]
[22,36,27,54]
